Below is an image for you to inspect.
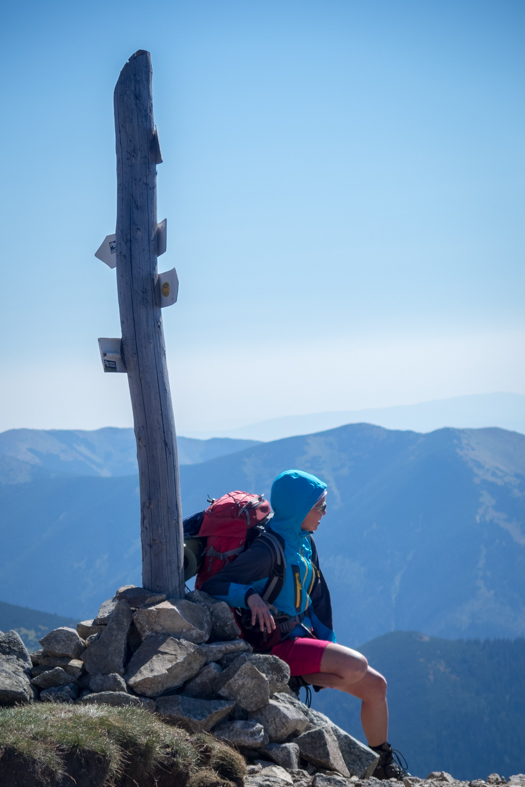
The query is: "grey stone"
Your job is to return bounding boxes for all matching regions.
[210,601,242,641]
[245,655,291,695]
[125,634,206,697]
[39,627,85,659]
[133,599,211,644]
[116,584,166,608]
[31,656,84,679]
[185,589,218,610]
[331,726,379,778]
[94,596,118,624]
[287,768,313,787]
[215,658,270,711]
[200,639,252,664]
[251,698,309,742]
[31,667,75,689]
[90,673,127,693]
[82,599,132,676]
[183,661,223,698]
[213,719,269,749]
[86,633,101,645]
[427,775,455,784]
[40,683,78,703]
[263,742,301,770]
[79,691,155,711]
[293,727,350,777]
[253,764,294,784]
[0,663,32,705]
[156,694,235,732]
[244,766,294,786]
[127,622,142,654]
[0,630,32,676]
[313,775,353,787]
[77,620,105,639]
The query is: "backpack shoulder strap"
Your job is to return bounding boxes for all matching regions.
[258,531,286,606]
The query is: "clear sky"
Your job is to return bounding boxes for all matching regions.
[0,0,523,435]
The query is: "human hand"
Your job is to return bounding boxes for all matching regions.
[247,593,276,633]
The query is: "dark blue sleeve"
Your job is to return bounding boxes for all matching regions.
[201,539,274,608]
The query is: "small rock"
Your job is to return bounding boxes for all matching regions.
[94,596,118,625]
[213,719,269,749]
[90,673,127,693]
[185,589,219,610]
[293,727,350,777]
[77,620,105,639]
[330,725,379,778]
[86,633,101,645]
[215,658,270,711]
[31,656,84,679]
[40,683,78,703]
[201,639,252,664]
[313,775,352,787]
[133,599,211,644]
[251,698,309,742]
[263,742,301,770]
[125,634,206,697]
[487,778,507,786]
[39,627,85,659]
[0,663,33,705]
[245,655,291,695]
[82,600,132,676]
[254,764,294,784]
[209,601,242,641]
[79,691,155,711]
[116,585,166,608]
[427,775,456,784]
[183,661,223,698]
[156,694,234,731]
[31,667,76,690]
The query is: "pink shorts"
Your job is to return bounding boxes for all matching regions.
[271,637,329,676]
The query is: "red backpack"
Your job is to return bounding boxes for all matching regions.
[184,491,273,589]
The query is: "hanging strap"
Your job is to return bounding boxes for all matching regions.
[205,545,244,560]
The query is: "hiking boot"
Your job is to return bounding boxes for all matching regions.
[371,742,409,781]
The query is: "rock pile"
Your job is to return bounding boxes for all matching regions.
[0,586,379,784]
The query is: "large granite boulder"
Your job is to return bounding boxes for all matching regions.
[40,683,78,703]
[76,620,105,639]
[244,654,291,695]
[200,639,252,664]
[31,656,84,679]
[133,599,211,644]
[292,727,350,777]
[0,663,33,705]
[124,634,206,697]
[262,743,301,770]
[94,596,118,624]
[81,599,132,676]
[251,698,309,742]
[0,631,32,677]
[215,656,270,711]
[155,694,235,732]
[31,667,75,690]
[39,627,85,659]
[89,673,127,693]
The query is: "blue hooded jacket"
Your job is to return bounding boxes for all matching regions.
[201,469,336,642]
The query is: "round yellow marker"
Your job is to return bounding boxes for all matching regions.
[161,281,171,298]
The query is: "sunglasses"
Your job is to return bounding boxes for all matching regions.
[314,501,327,514]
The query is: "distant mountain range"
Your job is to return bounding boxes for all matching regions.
[0,427,259,484]
[0,423,523,647]
[0,599,77,651]
[185,392,525,441]
[312,631,525,781]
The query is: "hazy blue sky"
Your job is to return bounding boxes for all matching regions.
[0,0,523,434]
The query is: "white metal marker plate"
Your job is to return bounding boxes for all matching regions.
[98,338,126,373]
[95,235,117,268]
[158,268,179,307]
[156,219,167,256]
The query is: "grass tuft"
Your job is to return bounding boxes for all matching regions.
[0,703,246,786]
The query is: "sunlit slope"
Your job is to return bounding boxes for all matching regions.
[0,424,523,643]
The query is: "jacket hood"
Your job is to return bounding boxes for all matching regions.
[270,469,327,547]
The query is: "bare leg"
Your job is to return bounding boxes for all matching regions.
[300,642,388,747]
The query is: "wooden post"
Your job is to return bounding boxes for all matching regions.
[113,50,184,599]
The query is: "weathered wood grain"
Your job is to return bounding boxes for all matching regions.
[114,50,184,598]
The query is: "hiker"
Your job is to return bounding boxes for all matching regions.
[201,469,407,781]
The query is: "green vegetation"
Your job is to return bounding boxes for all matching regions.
[0,704,246,787]
[313,632,525,780]
[0,599,78,651]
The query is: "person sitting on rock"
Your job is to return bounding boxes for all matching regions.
[202,468,408,781]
